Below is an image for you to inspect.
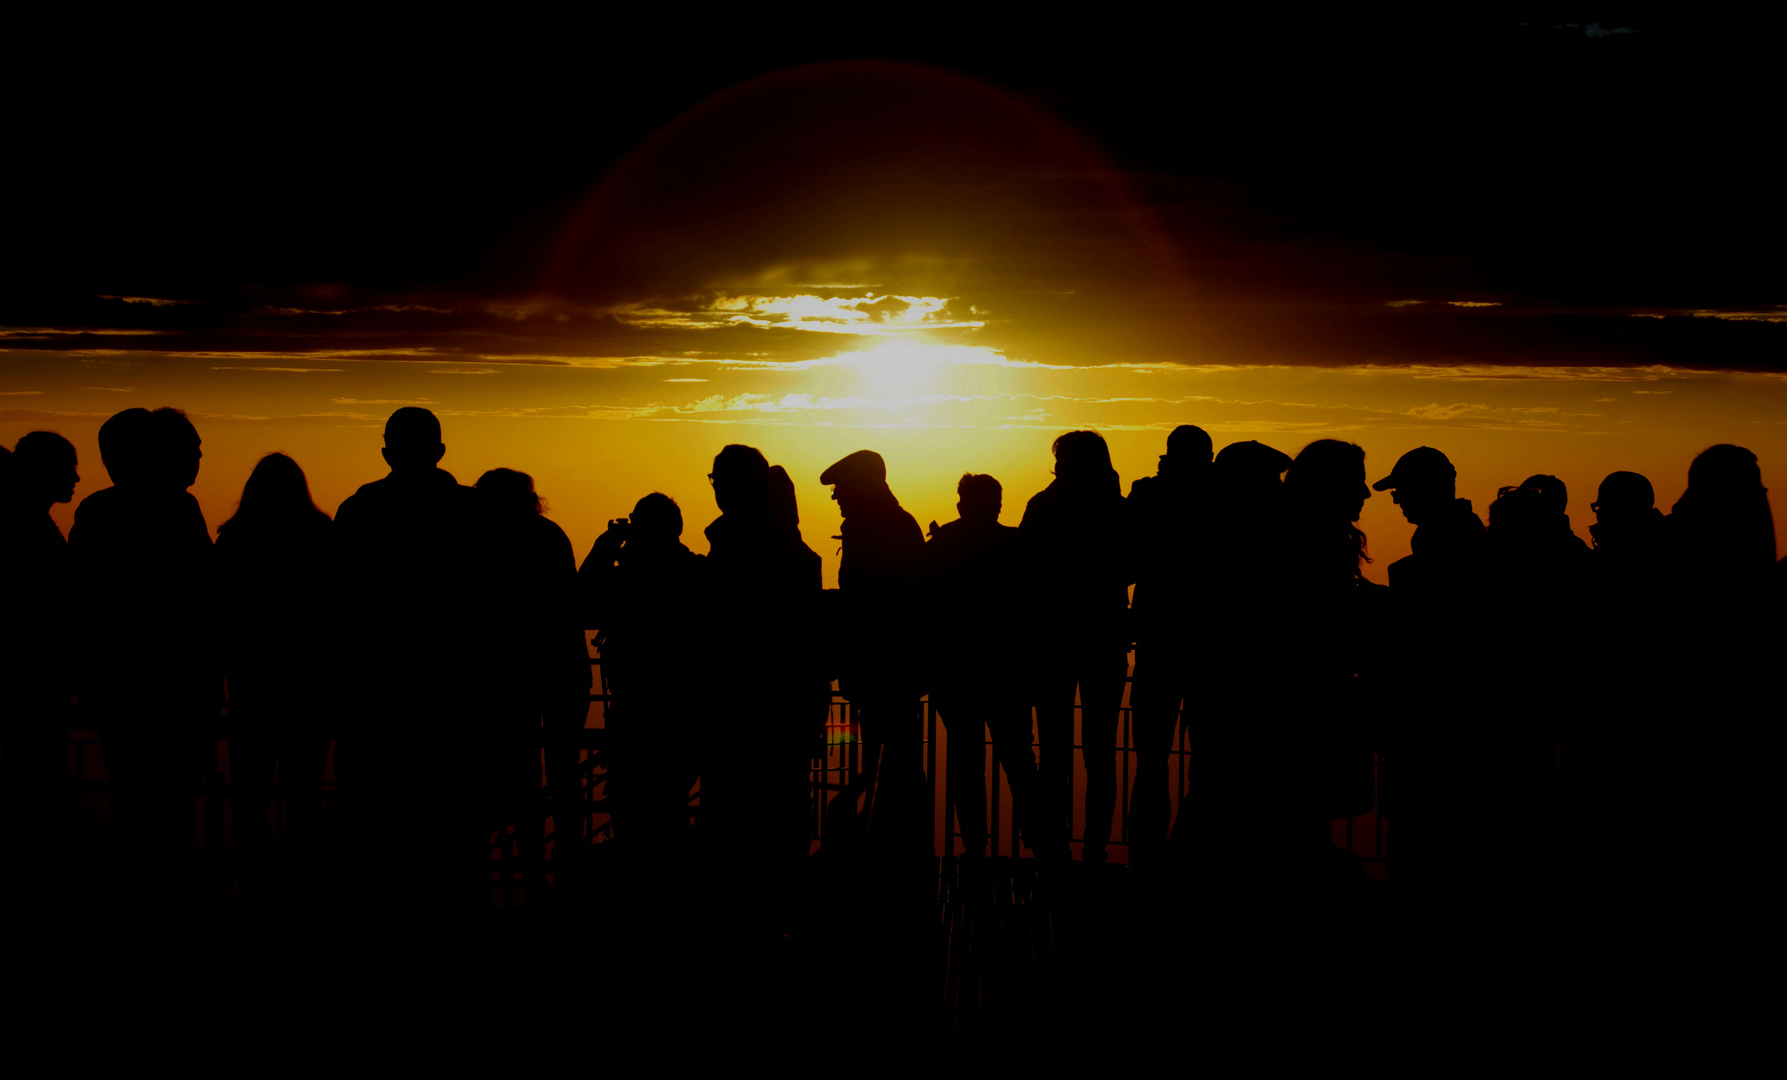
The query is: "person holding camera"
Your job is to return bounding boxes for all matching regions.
[580,493,708,861]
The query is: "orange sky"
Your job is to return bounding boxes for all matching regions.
[5,58,1783,582]
[9,352,1785,587]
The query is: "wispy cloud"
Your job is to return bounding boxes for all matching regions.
[212,366,344,373]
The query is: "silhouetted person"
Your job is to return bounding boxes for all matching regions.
[1484,474,1590,704]
[923,474,1062,863]
[703,447,826,926]
[580,492,705,860]
[1372,446,1544,928]
[1168,440,1291,876]
[216,453,335,902]
[1279,440,1382,885]
[333,407,492,909]
[823,449,928,859]
[1669,443,1776,591]
[1377,446,1484,597]
[474,469,591,896]
[1019,431,1129,864]
[1125,425,1213,867]
[1664,444,1775,914]
[0,432,80,887]
[69,408,219,904]
[1574,471,1670,905]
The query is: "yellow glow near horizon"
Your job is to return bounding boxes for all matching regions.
[847,340,954,395]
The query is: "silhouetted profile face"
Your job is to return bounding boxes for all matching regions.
[1594,471,1655,524]
[382,406,446,473]
[711,443,770,515]
[956,473,1003,523]
[820,449,889,518]
[149,408,202,490]
[1288,439,1368,522]
[1372,446,1456,524]
[475,467,543,515]
[11,431,79,506]
[630,492,683,543]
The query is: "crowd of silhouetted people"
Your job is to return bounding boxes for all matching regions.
[1,405,1781,937]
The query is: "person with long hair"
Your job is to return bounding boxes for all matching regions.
[216,452,335,900]
[477,468,591,897]
[1019,431,1130,864]
[1277,440,1381,887]
[0,432,81,886]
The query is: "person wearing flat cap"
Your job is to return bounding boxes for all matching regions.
[821,449,928,855]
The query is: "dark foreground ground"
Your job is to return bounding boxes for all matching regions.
[8,838,1753,1067]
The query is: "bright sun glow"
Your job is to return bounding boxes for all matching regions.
[848,341,952,393]
[780,340,1033,395]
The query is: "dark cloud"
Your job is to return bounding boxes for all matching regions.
[2,14,1777,372]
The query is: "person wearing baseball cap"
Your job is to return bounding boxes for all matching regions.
[1372,446,1484,595]
[1371,445,1495,920]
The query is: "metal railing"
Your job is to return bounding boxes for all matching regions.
[53,641,1388,902]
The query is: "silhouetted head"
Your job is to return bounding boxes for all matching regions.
[1685,443,1764,497]
[1287,440,1369,523]
[1373,446,1457,525]
[1593,471,1655,524]
[711,444,771,515]
[227,452,323,529]
[821,449,892,517]
[1161,425,1213,476]
[1487,483,1543,535]
[10,431,79,508]
[1051,430,1117,485]
[957,473,1003,524]
[1673,443,1775,567]
[630,492,683,542]
[1213,440,1292,490]
[476,468,544,516]
[148,408,201,490]
[1519,474,1568,518]
[97,407,157,488]
[381,407,446,474]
